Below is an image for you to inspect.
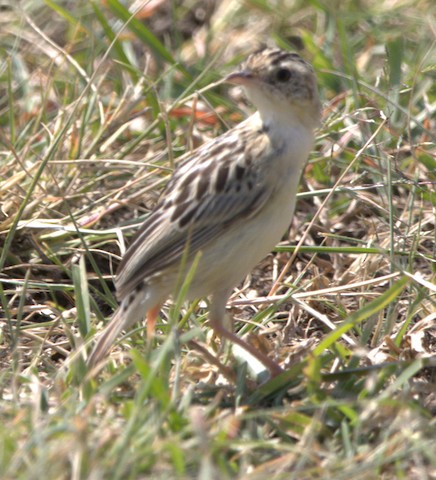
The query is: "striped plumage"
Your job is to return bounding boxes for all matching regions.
[87,47,321,376]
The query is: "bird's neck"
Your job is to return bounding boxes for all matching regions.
[246,87,320,131]
[258,104,319,133]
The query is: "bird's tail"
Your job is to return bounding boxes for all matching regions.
[87,308,126,368]
[87,292,153,369]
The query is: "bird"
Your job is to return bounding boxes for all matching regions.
[87,47,321,377]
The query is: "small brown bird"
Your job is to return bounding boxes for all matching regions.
[87,47,321,376]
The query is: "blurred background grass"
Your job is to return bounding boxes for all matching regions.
[0,0,435,478]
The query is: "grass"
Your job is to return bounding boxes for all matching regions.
[0,0,435,478]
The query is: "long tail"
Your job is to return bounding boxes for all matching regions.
[87,307,127,368]
[87,292,155,368]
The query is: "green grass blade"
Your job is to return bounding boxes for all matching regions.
[72,255,91,337]
[105,0,188,76]
[312,276,410,357]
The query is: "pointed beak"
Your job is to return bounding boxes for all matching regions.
[225,70,254,85]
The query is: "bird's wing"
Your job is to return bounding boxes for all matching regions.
[115,127,274,298]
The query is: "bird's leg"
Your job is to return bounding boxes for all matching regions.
[209,292,283,378]
[210,317,283,377]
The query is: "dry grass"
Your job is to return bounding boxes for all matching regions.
[0,0,435,478]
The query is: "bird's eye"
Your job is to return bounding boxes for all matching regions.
[275,68,292,82]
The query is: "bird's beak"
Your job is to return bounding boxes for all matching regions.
[225,70,254,85]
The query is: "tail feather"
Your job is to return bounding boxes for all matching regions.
[87,292,154,368]
[87,308,126,368]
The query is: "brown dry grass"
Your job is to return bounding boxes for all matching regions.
[0,1,435,478]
